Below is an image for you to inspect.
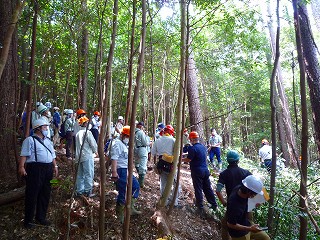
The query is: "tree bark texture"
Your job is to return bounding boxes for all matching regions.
[0,0,20,180]
[267,2,298,166]
[293,1,309,239]
[298,2,320,154]
[186,52,204,138]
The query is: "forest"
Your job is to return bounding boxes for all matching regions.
[0,0,320,239]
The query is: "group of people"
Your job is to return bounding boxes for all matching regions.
[19,107,271,239]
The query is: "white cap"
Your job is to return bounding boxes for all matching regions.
[242,175,264,195]
[118,116,124,120]
[32,119,49,129]
[37,104,48,115]
[66,109,73,114]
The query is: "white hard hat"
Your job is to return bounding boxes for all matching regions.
[45,101,52,108]
[242,175,264,195]
[36,102,42,107]
[53,106,59,110]
[32,119,49,129]
[66,109,73,114]
[37,104,48,115]
[118,116,124,120]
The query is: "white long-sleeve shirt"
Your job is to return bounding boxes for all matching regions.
[75,128,97,162]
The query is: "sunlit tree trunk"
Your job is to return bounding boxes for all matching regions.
[186,51,204,137]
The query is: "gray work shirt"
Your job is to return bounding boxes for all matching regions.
[20,135,56,163]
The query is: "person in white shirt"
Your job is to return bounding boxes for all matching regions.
[151,125,181,207]
[258,139,272,173]
[75,116,98,197]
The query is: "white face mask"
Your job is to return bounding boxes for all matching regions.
[122,138,129,145]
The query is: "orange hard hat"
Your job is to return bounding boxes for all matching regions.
[164,125,175,135]
[78,116,89,125]
[189,131,199,139]
[261,139,269,144]
[121,126,130,136]
[76,109,86,116]
[94,111,101,116]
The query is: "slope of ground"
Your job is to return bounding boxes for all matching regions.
[0,152,222,240]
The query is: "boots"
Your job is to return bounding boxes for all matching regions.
[131,198,142,215]
[116,202,125,223]
[138,174,145,188]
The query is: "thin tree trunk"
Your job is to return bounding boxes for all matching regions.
[267,2,298,166]
[123,0,146,238]
[293,1,309,239]
[267,0,280,233]
[125,0,137,125]
[24,2,38,139]
[98,0,118,239]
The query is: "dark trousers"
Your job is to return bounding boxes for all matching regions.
[191,168,217,209]
[25,162,53,223]
[90,128,99,143]
[66,131,73,158]
[209,147,221,164]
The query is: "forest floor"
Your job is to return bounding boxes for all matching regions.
[0,150,222,240]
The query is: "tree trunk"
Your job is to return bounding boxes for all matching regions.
[267,2,299,166]
[78,0,88,110]
[125,0,136,125]
[97,0,118,239]
[186,51,204,137]
[123,0,146,238]
[0,0,22,182]
[267,0,280,233]
[294,1,310,239]
[298,1,320,154]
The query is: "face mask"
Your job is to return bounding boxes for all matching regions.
[42,130,49,137]
[94,116,100,121]
[122,138,129,145]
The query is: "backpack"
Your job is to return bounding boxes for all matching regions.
[59,119,67,138]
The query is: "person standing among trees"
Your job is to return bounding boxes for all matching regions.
[151,125,181,207]
[182,131,218,218]
[64,109,75,160]
[90,111,101,143]
[52,107,61,146]
[134,121,149,188]
[75,116,98,197]
[110,126,141,223]
[208,128,222,170]
[115,116,124,135]
[216,150,252,240]
[258,139,272,173]
[19,119,58,229]
[37,104,52,139]
[227,175,270,240]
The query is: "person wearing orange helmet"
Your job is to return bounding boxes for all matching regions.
[182,131,217,218]
[75,116,98,197]
[258,139,272,173]
[73,109,87,136]
[151,124,181,207]
[90,111,101,143]
[110,126,141,223]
